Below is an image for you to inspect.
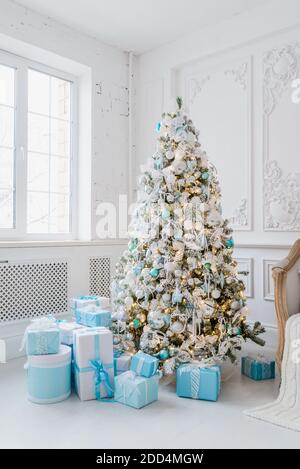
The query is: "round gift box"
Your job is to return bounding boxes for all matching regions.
[25,345,72,404]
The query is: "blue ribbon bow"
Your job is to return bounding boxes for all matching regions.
[89,359,114,400]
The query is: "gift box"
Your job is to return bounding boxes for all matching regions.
[75,306,111,328]
[73,327,114,401]
[114,370,159,409]
[114,351,132,376]
[241,355,275,380]
[22,317,60,356]
[176,363,221,401]
[25,345,72,404]
[70,295,110,310]
[130,351,159,378]
[59,322,86,346]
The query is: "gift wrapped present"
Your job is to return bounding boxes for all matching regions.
[114,351,132,376]
[176,362,221,401]
[75,306,111,328]
[58,322,87,346]
[73,327,114,401]
[241,354,275,380]
[25,345,72,404]
[21,317,60,356]
[114,370,159,409]
[130,351,159,378]
[70,295,110,311]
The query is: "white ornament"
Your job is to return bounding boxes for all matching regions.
[165,261,176,273]
[125,297,133,307]
[231,300,240,310]
[162,293,171,303]
[212,289,221,299]
[166,150,174,160]
[171,321,185,333]
[175,269,182,277]
[135,289,144,299]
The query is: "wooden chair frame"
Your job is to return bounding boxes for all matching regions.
[272,239,300,371]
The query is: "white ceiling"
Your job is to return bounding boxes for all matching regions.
[14,0,272,54]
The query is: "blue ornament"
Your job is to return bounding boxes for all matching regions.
[172,289,183,304]
[226,238,234,249]
[128,238,138,252]
[156,122,161,132]
[133,265,142,275]
[150,268,159,278]
[163,314,170,326]
[162,208,170,220]
[201,171,209,180]
[133,318,140,329]
[159,349,169,360]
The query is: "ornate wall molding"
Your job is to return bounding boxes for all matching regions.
[263,42,300,231]
[263,258,280,301]
[230,198,248,228]
[224,62,248,91]
[188,75,210,105]
[184,56,252,232]
[235,257,253,297]
[264,160,300,231]
[263,43,300,115]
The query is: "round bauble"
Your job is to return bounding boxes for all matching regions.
[166,150,174,160]
[159,348,169,360]
[141,268,150,278]
[174,269,182,277]
[165,261,177,273]
[162,293,171,303]
[135,289,144,299]
[125,296,134,308]
[156,284,164,293]
[231,300,240,310]
[212,289,221,299]
[170,320,185,333]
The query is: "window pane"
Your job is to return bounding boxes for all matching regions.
[0,148,14,189]
[27,191,49,233]
[28,113,49,154]
[0,105,14,147]
[28,69,49,115]
[0,64,14,106]
[50,156,69,194]
[27,70,72,235]
[0,189,13,229]
[51,118,70,156]
[51,77,70,120]
[49,193,69,233]
[27,152,49,192]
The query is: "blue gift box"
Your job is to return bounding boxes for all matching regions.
[176,364,221,401]
[114,370,159,409]
[114,352,132,376]
[130,351,159,378]
[26,329,60,356]
[241,356,275,380]
[25,345,72,404]
[75,307,112,328]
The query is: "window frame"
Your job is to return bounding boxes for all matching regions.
[0,49,78,241]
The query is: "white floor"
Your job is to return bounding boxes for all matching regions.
[1,356,300,449]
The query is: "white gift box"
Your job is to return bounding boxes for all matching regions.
[73,327,114,401]
[58,322,86,346]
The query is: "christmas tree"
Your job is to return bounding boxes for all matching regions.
[112,97,264,375]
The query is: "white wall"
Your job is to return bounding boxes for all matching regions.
[134,0,300,344]
[0,0,129,239]
[0,0,129,356]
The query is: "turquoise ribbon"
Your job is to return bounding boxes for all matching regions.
[74,330,114,400]
[89,359,114,400]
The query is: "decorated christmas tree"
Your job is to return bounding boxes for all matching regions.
[112,97,264,375]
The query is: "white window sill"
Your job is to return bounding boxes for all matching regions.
[0,239,128,249]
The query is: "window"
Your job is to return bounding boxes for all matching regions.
[0,51,77,240]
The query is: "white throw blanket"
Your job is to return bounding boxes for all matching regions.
[245,314,300,432]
